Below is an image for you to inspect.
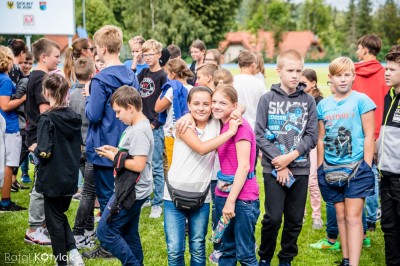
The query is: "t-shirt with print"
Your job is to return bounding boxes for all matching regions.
[25,70,48,146]
[215,118,259,200]
[137,68,168,128]
[0,73,19,133]
[164,118,220,203]
[317,91,376,165]
[163,84,193,137]
[118,119,154,200]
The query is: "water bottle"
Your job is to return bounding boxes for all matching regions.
[211,216,230,243]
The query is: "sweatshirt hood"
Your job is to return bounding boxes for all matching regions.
[94,65,138,90]
[270,82,307,97]
[45,108,81,141]
[355,60,384,78]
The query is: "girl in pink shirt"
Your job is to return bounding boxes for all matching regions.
[212,84,260,265]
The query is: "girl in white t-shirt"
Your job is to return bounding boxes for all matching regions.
[155,58,193,169]
[163,86,241,265]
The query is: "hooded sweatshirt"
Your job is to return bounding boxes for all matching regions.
[255,83,318,175]
[85,65,139,167]
[34,108,82,197]
[353,60,389,139]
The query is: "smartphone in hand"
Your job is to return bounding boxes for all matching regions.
[95,147,103,152]
[271,169,295,188]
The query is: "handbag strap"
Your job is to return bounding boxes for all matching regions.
[165,174,211,198]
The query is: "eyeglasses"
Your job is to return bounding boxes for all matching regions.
[142,53,156,58]
[86,47,94,52]
[204,58,217,62]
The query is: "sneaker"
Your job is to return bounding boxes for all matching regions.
[0,201,27,212]
[367,222,376,232]
[11,182,19,192]
[309,238,340,251]
[72,192,82,201]
[312,218,323,229]
[376,207,381,221]
[82,246,114,259]
[84,229,97,241]
[14,180,30,190]
[24,227,51,245]
[74,235,95,249]
[209,250,222,265]
[69,252,85,266]
[21,174,32,183]
[363,237,371,248]
[141,199,151,209]
[259,260,271,266]
[149,206,163,218]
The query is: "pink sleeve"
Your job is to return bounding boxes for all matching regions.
[234,125,253,144]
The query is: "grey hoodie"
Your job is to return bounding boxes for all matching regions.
[255,83,318,175]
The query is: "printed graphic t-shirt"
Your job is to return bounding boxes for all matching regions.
[138,68,167,125]
[317,91,376,165]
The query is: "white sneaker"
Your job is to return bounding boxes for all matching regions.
[74,235,95,249]
[24,227,51,245]
[69,252,85,266]
[141,200,151,209]
[149,206,163,218]
[84,229,96,241]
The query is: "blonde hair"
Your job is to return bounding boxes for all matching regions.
[128,36,145,48]
[276,49,304,69]
[254,52,265,77]
[329,57,355,76]
[141,39,163,53]
[213,69,233,87]
[164,58,193,80]
[197,63,219,77]
[93,25,123,54]
[0,46,14,73]
[214,84,238,104]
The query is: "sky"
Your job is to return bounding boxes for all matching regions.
[292,0,387,11]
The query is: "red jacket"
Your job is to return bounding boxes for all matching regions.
[353,60,389,140]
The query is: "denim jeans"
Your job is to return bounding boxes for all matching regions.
[216,196,260,266]
[151,127,165,207]
[325,201,368,239]
[93,165,114,214]
[164,200,210,266]
[97,194,147,266]
[20,156,29,174]
[365,164,380,223]
[73,162,95,235]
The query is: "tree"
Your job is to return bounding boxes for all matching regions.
[356,0,373,38]
[375,0,400,46]
[345,0,357,56]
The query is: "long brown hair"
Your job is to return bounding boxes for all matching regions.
[302,69,323,99]
[63,38,92,87]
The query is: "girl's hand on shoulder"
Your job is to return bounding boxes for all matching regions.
[222,200,236,222]
[230,108,242,120]
[228,118,242,135]
[175,113,195,134]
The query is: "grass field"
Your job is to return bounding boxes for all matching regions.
[0,65,384,266]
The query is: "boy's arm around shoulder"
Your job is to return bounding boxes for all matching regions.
[85,78,107,124]
[255,93,283,161]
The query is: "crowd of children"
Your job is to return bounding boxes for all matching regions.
[0,27,399,266]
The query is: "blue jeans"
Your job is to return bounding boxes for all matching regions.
[20,156,29,174]
[93,165,114,214]
[210,180,221,251]
[97,194,146,266]
[365,164,380,223]
[326,201,368,239]
[164,200,210,266]
[151,127,165,207]
[215,196,260,266]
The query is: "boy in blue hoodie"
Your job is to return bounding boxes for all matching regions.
[83,25,139,259]
[256,49,318,266]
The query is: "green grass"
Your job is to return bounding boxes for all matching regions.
[0,164,384,266]
[0,66,384,265]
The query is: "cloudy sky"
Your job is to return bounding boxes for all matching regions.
[292,0,388,11]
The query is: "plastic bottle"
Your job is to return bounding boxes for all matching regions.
[211,216,230,243]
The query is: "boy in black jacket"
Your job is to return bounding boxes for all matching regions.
[256,49,318,266]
